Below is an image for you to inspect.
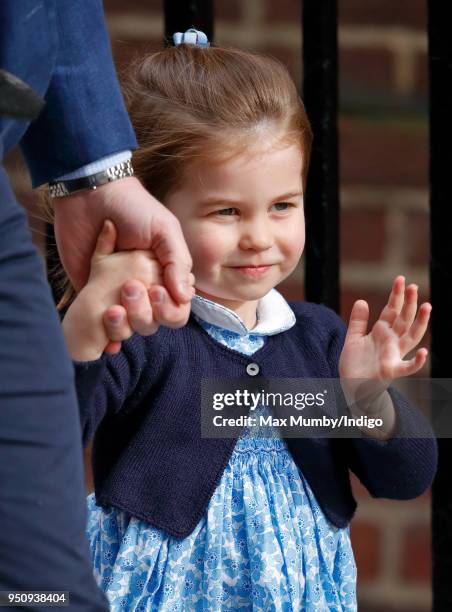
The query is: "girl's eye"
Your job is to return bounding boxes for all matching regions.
[217,207,238,216]
[272,202,291,212]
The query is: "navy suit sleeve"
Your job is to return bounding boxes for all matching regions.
[74,333,160,447]
[322,304,438,500]
[20,0,137,186]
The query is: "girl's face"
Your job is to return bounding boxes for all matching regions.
[164,138,305,313]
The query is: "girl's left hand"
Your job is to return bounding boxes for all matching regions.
[339,276,432,409]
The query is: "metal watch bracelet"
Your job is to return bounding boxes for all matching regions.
[48,159,134,198]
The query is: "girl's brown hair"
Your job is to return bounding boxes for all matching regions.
[123,44,313,201]
[51,43,312,309]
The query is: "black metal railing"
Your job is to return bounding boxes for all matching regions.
[164,0,213,45]
[428,2,452,609]
[302,0,339,311]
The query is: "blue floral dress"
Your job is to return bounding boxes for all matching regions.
[86,301,357,611]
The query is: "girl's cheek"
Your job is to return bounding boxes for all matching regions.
[187,238,225,280]
[288,221,305,251]
[292,234,306,257]
[196,239,219,261]
[190,225,232,263]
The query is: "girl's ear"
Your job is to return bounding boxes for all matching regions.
[92,219,117,262]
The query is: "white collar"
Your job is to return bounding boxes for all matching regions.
[191,288,296,336]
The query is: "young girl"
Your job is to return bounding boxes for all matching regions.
[62,30,437,611]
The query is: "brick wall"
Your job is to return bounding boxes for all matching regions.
[6,1,432,610]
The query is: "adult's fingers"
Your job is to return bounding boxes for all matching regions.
[54,178,195,297]
[91,220,117,264]
[150,212,194,304]
[54,192,102,291]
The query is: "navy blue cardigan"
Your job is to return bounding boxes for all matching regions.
[75,301,437,539]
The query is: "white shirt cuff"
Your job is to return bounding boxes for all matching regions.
[56,150,132,180]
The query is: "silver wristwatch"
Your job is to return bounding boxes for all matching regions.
[48,159,134,198]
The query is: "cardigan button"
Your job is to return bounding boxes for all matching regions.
[246,363,260,376]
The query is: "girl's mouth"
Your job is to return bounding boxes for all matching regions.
[230,265,273,278]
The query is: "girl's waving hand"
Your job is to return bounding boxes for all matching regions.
[338,276,432,433]
[339,275,431,382]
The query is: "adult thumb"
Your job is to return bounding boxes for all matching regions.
[92,219,117,262]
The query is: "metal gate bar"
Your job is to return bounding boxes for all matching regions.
[428,1,452,608]
[302,0,340,311]
[164,0,214,45]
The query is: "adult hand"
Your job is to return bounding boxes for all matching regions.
[62,220,195,358]
[53,176,194,326]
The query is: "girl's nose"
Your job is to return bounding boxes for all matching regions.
[238,218,274,251]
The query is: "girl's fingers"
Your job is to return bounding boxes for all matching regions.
[378,276,405,326]
[92,219,117,262]
[149,284,195,329]
[103,304,133,343]
[104,340,122,354]
[121,280,159,336]
[344,300,369,342]
[395,348,428,377]
[392,284,418,336]
[399,303,432,355]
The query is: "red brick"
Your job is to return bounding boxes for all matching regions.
[350,520,381,580]
[341,288,391,328]
[400,524,432,583]
[259,46,301,87]
[278,279,305,302]
[339,0,427,29]
[359,605,429,612]
[415,51,428,96]
[264,0,301,24]
[403,209,429,266]
[340,47,394,94]
[340,117,428,187]
[104,0,243,23]
[111,39,163,73]
[341,208,386,262]
[215,0,243,22]
[104,0,161,14]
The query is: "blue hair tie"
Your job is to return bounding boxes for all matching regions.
[173,28,210,48]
